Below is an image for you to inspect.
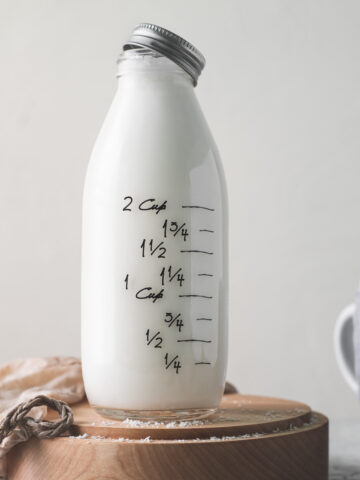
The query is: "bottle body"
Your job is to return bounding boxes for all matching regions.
[82,52,228,418]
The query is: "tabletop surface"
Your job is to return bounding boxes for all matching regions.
[330,419,360,479]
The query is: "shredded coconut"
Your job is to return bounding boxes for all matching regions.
[209,432,263,441]
[114,436,152,443]
[122,418,205,428]
[69,433,88,439]
[68,413,318,443]
[166,420,205,428]
[122,418,161,427]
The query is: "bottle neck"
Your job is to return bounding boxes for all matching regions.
[116,48,194,88]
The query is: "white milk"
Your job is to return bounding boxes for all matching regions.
[82,43,228,419]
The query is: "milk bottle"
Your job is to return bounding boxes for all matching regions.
[82,23,228,420]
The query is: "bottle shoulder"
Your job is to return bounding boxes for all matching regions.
[93,84,217,152]
[84,82,226,197]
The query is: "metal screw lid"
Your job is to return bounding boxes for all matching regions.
[123,23,206,86]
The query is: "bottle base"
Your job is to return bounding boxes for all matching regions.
[93,405,216,422]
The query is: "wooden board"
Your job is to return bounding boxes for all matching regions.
[8,394,328,480]
[66,394,313,440]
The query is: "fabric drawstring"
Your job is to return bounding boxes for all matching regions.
[0,395,73,479]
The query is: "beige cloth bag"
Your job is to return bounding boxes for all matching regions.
[0,357,85,478]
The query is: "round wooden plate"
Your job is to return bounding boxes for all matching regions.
[8,394,328,480]
[69,393,312,440]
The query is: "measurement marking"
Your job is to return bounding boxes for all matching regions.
[170,268,182,282]
[174,223,186,237]
[177,339,212,343]
[180,250,213,255]
[167,313,180,327]
[166,355,179,369]
[195,362,211,365]
[199,229,214,233]
[147,331,161,346]
[182,205,215,211]
[196,318,212,321]
[198,273,213,277]
[179,294,213,299]
[150,241,164,256]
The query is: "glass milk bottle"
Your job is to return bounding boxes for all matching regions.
[82,23,228,420]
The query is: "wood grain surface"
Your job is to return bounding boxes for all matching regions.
[8,394,328,480]
[64,393,313,440]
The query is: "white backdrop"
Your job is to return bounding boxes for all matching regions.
[1,0,360,419]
